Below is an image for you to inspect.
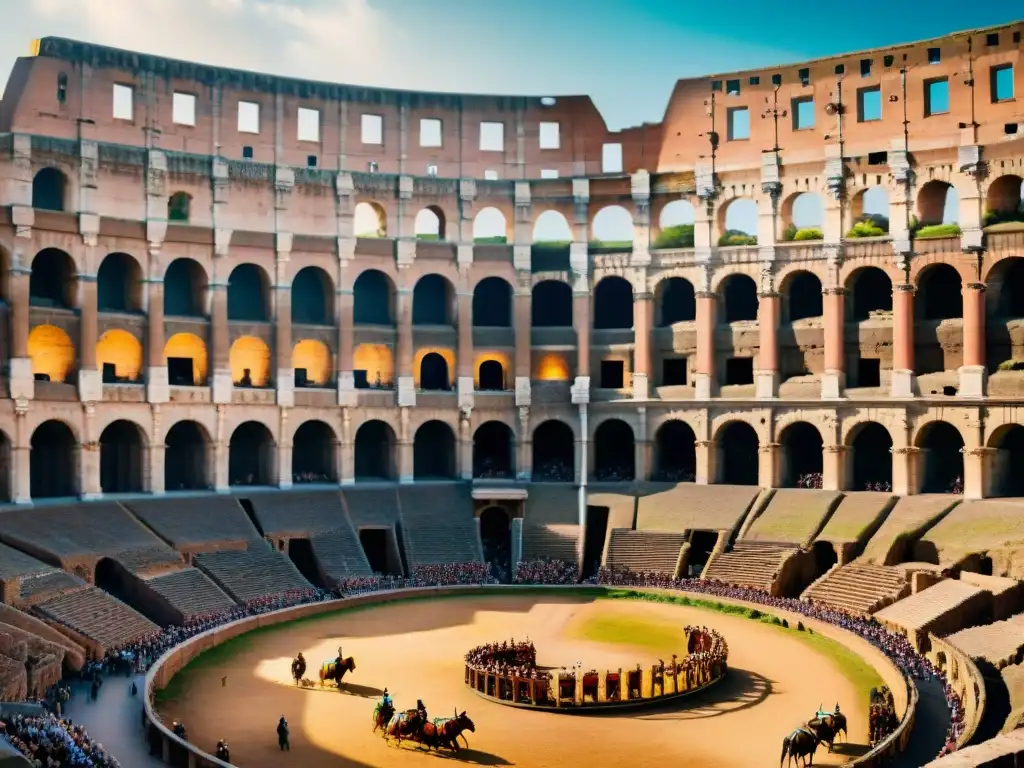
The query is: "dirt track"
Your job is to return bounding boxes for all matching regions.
[158,594,870,767]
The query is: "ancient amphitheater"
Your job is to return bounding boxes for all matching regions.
[0,17,1021,768]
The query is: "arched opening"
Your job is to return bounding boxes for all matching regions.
[532,420,575,481]
[849,186,890,236]
[653,420,696,482]
[419,352,449,391]
[480,506,511,582]
[916,180,959,229]
[413,274,454,326]
[0,432,10,503]
[32,168,67,211]
[811,541,839,579]
[720,274,758,323]
[988,425,1024,498]
[353,343,394,389]
[228,421,275,486]
[99,420,144,494]
[354,420,396,480]
[94,557,134,606]
[718,198,758,245]
[593,419,635,481]
[917,264,963,320]
[849,422,893,491]
[478,359,505,391]
[292,339,332,387]
[990,257,1024,319]
[27,324,76,383]
[353,269,395,325]
[916,422,965,494]
[354,202,387,237]
[30,248,76,308]
[473,421,514,479]
[414,206,445,240]
[413,421,457,479]
[591,206,634,248]
[97,252,143,312]
[531,280,572,327]
[593,276,634,329]
[229,336,271,388]
[655,200,696,249]
[473,277,512,327]
[532,210,572,243]
[716,422,759,485]
[848,267,893,321]
[30,420,76,499]
[164,332,208,386]
[783,271,823,322]
[655,277,696,325]
[779,422,824,488]
[534,352,570,381]
[291,267,333,325]
[781,192,824,239]
[168,191,192,222]
[227,264,270,321]
[292,421,336,484]
[985,175,1024,226]
[164,421,209,491]
[163,258,207,317]
[473,207,508,243]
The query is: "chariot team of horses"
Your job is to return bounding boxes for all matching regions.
[780,704,849,766]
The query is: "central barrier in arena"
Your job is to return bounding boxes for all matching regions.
[142,585,918,768]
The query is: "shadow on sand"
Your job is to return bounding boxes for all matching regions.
[387,740,512,766]
[633,667,773,721]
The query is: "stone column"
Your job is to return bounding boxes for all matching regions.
[274,257,294,407]
[8,254,33,401]
[12,405,30,504]
[459,412,473,481]
[337,286,355,405]
[822,445,846,491]
[694,292,717,399]
[213,440,230,492]
[148,441,166,494]
[146,278,169,402]
[758,442,780,488]
[210,282,232,401]
[891,283,915,397]
[756,292,779,399]
[821,287,846,398]
[398,408,414,483]
[396,286,415,407]
[574,293,591,378]
[457,290,474,409]
[695,440,714,485]
[633,292,652,399]
[963,447,992,500]
[517,406,531,480]
[514,274,532,408]
[959,283,986,397]
[340,409,354,485]
[890,446,916,497]
[78,275,102,401]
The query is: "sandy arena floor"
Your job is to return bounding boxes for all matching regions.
[158,594,872,767]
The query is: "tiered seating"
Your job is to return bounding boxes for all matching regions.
[801,563,910,614]
[18,570,86,603]
[113,546,185,575]
[0,542,55,584]
[1000,664,1024,733]
[309,530,373,581]
[522,525,579,562]
[126,497,261,550]
[143,568,237,620]
[915,500,1024,579]
[859,495,960,566]
[636,483,760,534]
[398,484,481,566]
[702,541,798,590]
[34,587,159,650]
[605,529,687,575]
[744,489,841,546]
[874,579,990,647]
[247,491,347,537]
[194,542,313,602]
[522,484,578,562]
[815,492,895,545]
[946,616,1024,667]
[343,487,401,527]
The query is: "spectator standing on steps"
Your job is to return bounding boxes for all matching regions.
[277,716,290,751]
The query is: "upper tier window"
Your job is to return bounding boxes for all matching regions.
[602,144,623,173]
[362,114,383,144]
[925,78,949,116]
[857,86,882,122]
[173,93,196,127]
[113,84,133,121]
[540,169,558,179]
[238,101,260,134]
[480,122,504,152]
[420,119,442,147]
[298,107,320,142]
[484,170,499,180]
[992,64,1015,103]
[539,122,560,150]
[792,97,815,130]
[727,107,750,141]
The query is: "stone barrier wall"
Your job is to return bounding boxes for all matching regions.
[929,633,987,749]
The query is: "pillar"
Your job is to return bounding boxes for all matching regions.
[459,413,472,481]
[821,287,845,398]
[695,440,714,485]
[146,278,169,403]
[513,280,531,404]
[79,441,101,499]
[276,440,293,489]
[274,280,293,406]
[959,283,986,397]
[398,408,413,483]
[340,409,354,485]
[12,407,30,504]
[457,291,474,409]
[517,407,531,480]
[633,292,652,399]
[213,440,230,492]
[337,287,355,404]
[962,447,992,500]
[756,292,779,399]
[574,293,590,378]
[694,292,717,399]
[758,442,780,488]
[8,259,33,401]
[78,275,102,402]
[210,282,232,402]
[891,283,915,397]
[396,286,415,407]
[822,445,846,491]
[147,441,165,494]
[890,446,916,496]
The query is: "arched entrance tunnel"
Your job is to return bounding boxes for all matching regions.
[479,506,511,582]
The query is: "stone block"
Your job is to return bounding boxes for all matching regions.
[632,372,649,400]
[820,370,845,400]
[146,366,170,404]
[8,358,33,401]
[890,369,915,398]
[276,368,294,407]
[211,369,233,404]
[514,376,531,407]
[958,365,987,398]
[693,372,714,400]
[457,377,475,410]
[570,376,590,405]
[337,372,358,407]
[755,370,778,400]
[77,369,102,403]
[397,376,416,407]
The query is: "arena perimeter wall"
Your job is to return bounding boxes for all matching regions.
[929,633,987,750]
[142,586,916,768]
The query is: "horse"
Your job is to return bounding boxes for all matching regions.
[372,702,395,735]
[290,656,307,685]
[429,710,475,752]
[780,726,820,767]
[384,710,425,747]
[820,712,847,744]
[319,657,356,687]
[807,718,838,753]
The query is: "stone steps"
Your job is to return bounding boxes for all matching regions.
[34,587,158,650]
[605,529,687,575]
[398,485,481,566]
[144,567,237,620]
[703,543,796,590]
[194,543,313,602]
[801,563,909,614]
[521,524,579,563]
[309,528,373,580]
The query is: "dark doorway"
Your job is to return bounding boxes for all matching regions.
[94,558,133,608]
[582,506,608,578]
[850,422,893,491]
[473,277,512,327]
[478,360,505,391]
[811,540,839,580]
[413,421,456,479]
[99,420,144,494]
[990,425,1024,497]
[163,258,206,317]
[353,269,394,325]
[721,275,758,322]
[292,421,336,483]
[291,267,333,325]
[786,271,823,321]
[688,530,719,575]
[850,267,892,321]
[656,278,696,325]
[473,422,514,479]
[30,249,75,308]
[164,421,208,491]
[30,420,76,499]
[419,352,449,391]
[593,277,633,329]
[412,274,452,325]
[717,422,759,485]
[918,421,965,494]
[593,419,635,481]
[229,421,275,486]
[532,280,572,326]
[919,264,963,320]
[359,529,391,575]
[532,420,575,482]
[97,253,141,312]
[653,420,696,482]
[227,264,269,321]
[32,168,66,211]
[480,507,511,582]
[354,420,395,480]
[780,422,823,488]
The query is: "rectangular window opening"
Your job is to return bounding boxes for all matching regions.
[242,145,253,159]
[834,64,845,75]
[711,80,723,92]
[540,169,559,179]
[724,358,754,386]
[368,161,378,173]
[726,79,741,96]
[167,357,195,386]
[306,155,317,168]
[992,64,1015,103]
[860,59,872,77]
[749,76,760,86]
[867,151,888,165]
[297,107,320,142]
[856,358,881,388]
[792,97,815,130]
[883,55,894,68]
[771,74,782,86]
[484,170,499,180]
[237,101,260,134]
[601,143,623,173]
[479,121,504,151]
[172,92,196,126]
[600,360,625,390]
[858,86,882,122]
[539,121,560,149]
[420,118,442,148]
[986,33,999,46]
[925,78,950,116]
[662,358,687,387]
[112,83,134,120]
[798,67,810,86]
[727,107,750,141]
[294,368,309,388]
[362,114,383,144]
[928,47,941,64]
[1006,123,1020,135]
[426,164,438,177]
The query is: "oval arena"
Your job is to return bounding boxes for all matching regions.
[0,16,1023,768]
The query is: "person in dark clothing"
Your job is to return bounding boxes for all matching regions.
[216,740,230,761]
[415,699,428,739]
[277,716,290,750]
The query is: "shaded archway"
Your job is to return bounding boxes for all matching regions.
[292,421,336,483]
[164,333,208,386]
[30,249,75,308]
[414,206,445,240]
[97,253,143,312]
[474,421,514,478]
[478,359,505,391]
[593,419,634,481]
[916,421,965,494]
[480,506,511,582]
[716,422,759,485]
[229,336,271,388]
[419,352,449,391]
[227,264,270,321]
[917,180,958,226]
[917,264,963,320]
[849,422,893,491]
[989,257,1024,319]
[412,274,454,325]
[163,258,207,317]
[779,422,823,488]
[291,267,334,325]
[354,421,396,480]
[164,421,209,491]
[532,280,572,327]
[720,274,758,323]
[848,267,893,321]
[473,207,508,243]
[168,191,191,222]
[229,421,275,486]
[593,276,633,330]
[473,277,512,327]
[532,420,574,481]
[656,278,696,326]
[988,425,1024,498]
[653,420,696,482]
[99,420,144,494]
[353,269,395,325]
[32,168,67,211]
[292,339,332,387]
[783,271,823,322]
[354,202,387,237]
[413,421,457,479]
[27,324,76,383]
[30,420,76,499]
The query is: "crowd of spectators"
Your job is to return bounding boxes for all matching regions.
[864,481,894,492]
[796,472,823,489]
[591,466,635,482]
[651,468,697,483]
[465,639,547,680]
[532,460,574,482]
[1,711,118,767]
[514,559,579,584]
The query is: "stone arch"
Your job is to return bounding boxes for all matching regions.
[532,280,573,327]
[917,180,958,226]
[655,277,696,326]
[593,275,634,330]
[847,266,893,321]
[353,269,396,325]
[164,420,210,491]
[414,206,446,240]
[591,205,634,246]
[412,274,455,326]
[353,343,394,388]
[30,420,77,499]
[915,421,965,494]
[229,421,276,486]
[355,201,387,237]
[477,359,506,391]
[987,424,1024,498]
[985,257,1024,319]
[292,339,332,387]
[99,419,145,494]
[532,210,573,243]
[229,336,271,388]
[847,421,894,491]
[850,186,890,234]
[163,258,208,317]
[97,252,143,312]
[473,207,508,243]
[986,174,1024,222]
[32,167,68,211]
[30,248,76,309]
[473,276,512,327]
[292,420,337,483]
[474,421,515,478]
[354,420,396,480]
[715,421,759,485]
[291,266,334,325]
[227,263,271,321]
[168,191,192,222]
[164,332,208,386]
[28,324,76,383]
[418,351,450,391]
[717,197,758,241]
[593,418,635,481]
[96,329,143,383]
[656,200,696,247]
[532,420,575,481]
[780,191,824,236]
[780,270,823,322]
[916,263,962,320]
[779,421,823,488]
[414,420,457,479]
[719,273,759,323]
[653,420,696,482]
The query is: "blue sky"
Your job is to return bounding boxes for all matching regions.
[3,0,1016,240]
